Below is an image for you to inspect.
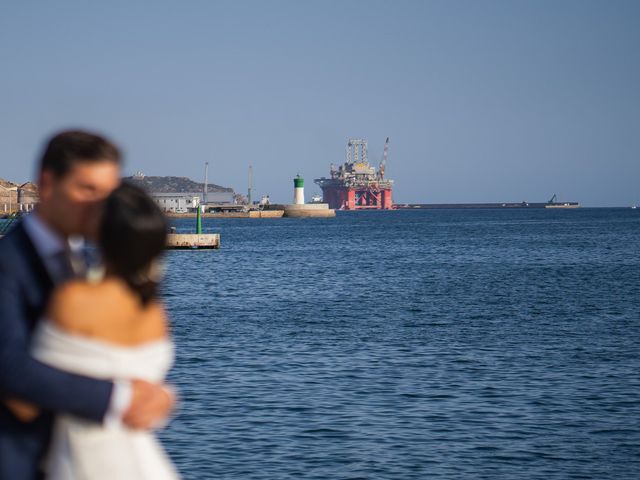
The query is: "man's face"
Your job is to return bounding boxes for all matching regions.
[38,160,120,239]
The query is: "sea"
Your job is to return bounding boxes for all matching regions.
[160,208,640,480]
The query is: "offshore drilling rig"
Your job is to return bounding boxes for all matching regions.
[314,138,394,210]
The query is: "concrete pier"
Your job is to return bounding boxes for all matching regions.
[282,203,336,218]
[166,233,220,249]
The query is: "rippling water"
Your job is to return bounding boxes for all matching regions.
[159,209,640,479]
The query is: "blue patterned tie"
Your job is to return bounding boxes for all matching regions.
[51,249,75,284]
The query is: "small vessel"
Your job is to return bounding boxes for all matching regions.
[632,205,637,209]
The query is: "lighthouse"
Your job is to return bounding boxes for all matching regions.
[282,173,335,218]
[293,175,305,205]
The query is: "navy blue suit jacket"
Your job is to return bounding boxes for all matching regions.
[0,222,113,480]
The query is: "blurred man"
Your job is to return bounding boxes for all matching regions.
[0,130,174,480]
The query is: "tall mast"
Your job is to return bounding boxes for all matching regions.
[203,162,209,204]
[248,165,253,205]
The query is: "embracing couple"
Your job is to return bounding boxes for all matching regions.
[0,131,179,479]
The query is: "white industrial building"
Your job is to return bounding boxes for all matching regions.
[151,191,236,213]
[151,193,199,213]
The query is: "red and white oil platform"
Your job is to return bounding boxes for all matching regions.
[314,138,394,210]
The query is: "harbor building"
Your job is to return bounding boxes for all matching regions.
[17,182,39,212]
[1,179,39,214]
[0,181,17,214]
[151,193,200,213]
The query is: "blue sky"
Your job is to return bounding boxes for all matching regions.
[1,0,638,206]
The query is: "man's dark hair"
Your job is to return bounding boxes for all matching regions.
[39,130,122,177]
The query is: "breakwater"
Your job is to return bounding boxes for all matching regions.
[395,202,580,209]
[166,210,284,219]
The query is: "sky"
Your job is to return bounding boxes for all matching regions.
[1,0,639,206]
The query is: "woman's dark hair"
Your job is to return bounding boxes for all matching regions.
[99,182,167,305]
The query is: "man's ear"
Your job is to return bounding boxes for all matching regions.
[38,170,55,203]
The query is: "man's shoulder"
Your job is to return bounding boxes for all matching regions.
[0,222,32,270]
[0,219,23,245]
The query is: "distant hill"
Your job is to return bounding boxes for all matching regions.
[125,175,234,194]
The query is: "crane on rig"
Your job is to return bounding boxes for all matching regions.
[378,137,389,180]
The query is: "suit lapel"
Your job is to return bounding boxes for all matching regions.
[13,222,55,327]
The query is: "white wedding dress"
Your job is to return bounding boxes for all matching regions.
[31,321,179,480]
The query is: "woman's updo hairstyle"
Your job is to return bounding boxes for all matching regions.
[99,182,168,305]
